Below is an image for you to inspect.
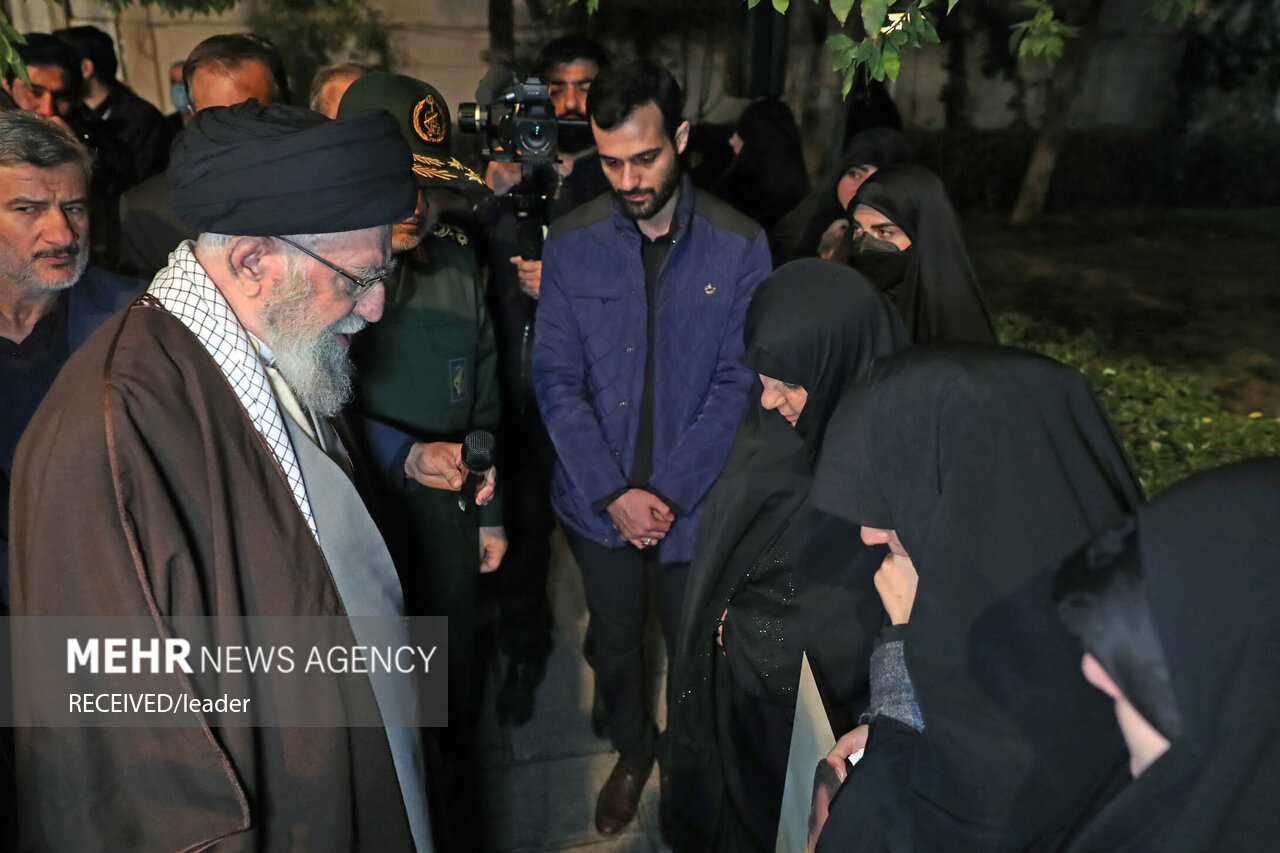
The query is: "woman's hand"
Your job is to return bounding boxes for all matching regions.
[874,553,918,625]
[825,725,869,784]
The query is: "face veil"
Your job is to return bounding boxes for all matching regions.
[849,164,996,345]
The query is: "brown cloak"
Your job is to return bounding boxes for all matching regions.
[9,298,415,851]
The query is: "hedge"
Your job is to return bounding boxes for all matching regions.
[998,311,1280,494]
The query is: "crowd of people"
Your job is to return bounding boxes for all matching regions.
[0,22,1274,853]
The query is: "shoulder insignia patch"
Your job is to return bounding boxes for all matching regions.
[430,223,469,246]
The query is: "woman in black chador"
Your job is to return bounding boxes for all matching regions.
[1054,459,1280,853]
[810,345,1143,852]
[846,162,997,344]
[770,127,914,265]
[665,259,909,852]
[713,97,810,231]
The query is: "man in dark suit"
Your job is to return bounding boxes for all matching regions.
[0,109,141,607]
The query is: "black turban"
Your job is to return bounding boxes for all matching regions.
[169,99,416,236]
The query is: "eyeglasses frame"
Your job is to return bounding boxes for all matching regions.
[275,236,389,300]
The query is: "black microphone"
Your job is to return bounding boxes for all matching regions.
[458,429,495,512]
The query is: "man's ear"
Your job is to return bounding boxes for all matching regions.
[674,120,691,156]
[1081,653,1123,701]
[225,236,274,298]
[80,58,94,83]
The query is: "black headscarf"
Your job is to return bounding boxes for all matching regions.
[714,97,810,230]
[169,100,416,236]
[848,163,996,344]
[667,260,908,851]
[811,345,1144,852]
[1055,459,1280,853]
[769,127,914,265]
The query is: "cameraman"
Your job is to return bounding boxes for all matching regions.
[484,35,611,727]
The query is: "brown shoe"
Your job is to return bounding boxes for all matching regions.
[595,754,653,836]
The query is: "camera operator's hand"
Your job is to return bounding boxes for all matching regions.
[508,256,543,299]
[485,161,522,196]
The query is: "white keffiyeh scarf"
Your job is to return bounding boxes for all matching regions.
[147,240,318,540]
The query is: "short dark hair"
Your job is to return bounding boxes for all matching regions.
[9,33,81,96]
[183,33,291,108]
[537,36,610,78]
[586,59,682,142]
[54,25,117,83]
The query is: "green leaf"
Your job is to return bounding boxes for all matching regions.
[748,0,763,8]
[868,43,885,80]
[831,50,855,71]
[883,42,901,79]
[920,16,940,43]
[829,0,857,25]
[826,33,856,51]
[947,0,961,12]
[862,0,890,38]
[772,0,790,11]
[888,28,909,48]
[841,66,856,97]
[0,14,27,86]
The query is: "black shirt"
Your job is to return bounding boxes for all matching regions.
[1,292,70,605]
[630,227,674,491]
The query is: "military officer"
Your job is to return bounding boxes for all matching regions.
[337,73,503,838]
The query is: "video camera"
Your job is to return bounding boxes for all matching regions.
[458,64,589,261]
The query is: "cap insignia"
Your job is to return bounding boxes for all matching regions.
[413,95,446,144]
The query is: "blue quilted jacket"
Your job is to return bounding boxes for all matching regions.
[533,176,771,562]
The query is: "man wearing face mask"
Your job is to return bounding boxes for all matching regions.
[164,60,189,134]
[845,163,995,345]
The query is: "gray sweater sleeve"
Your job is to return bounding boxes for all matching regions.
[860,627,924,732]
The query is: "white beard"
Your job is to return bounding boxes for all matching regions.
[261,270,367,417]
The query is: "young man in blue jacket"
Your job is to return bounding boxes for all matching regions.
[533,59,771,837]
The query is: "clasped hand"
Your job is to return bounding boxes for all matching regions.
[608,488,674,550]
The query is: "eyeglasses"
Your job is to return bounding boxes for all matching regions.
[275,236,390,300]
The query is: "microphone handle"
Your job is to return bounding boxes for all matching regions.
[458,469,482,512]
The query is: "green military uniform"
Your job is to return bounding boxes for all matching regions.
[338,74,499,837]
[353,222,502,721]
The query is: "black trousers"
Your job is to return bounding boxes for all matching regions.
[566,530,689,763]
[495,411,556,664]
